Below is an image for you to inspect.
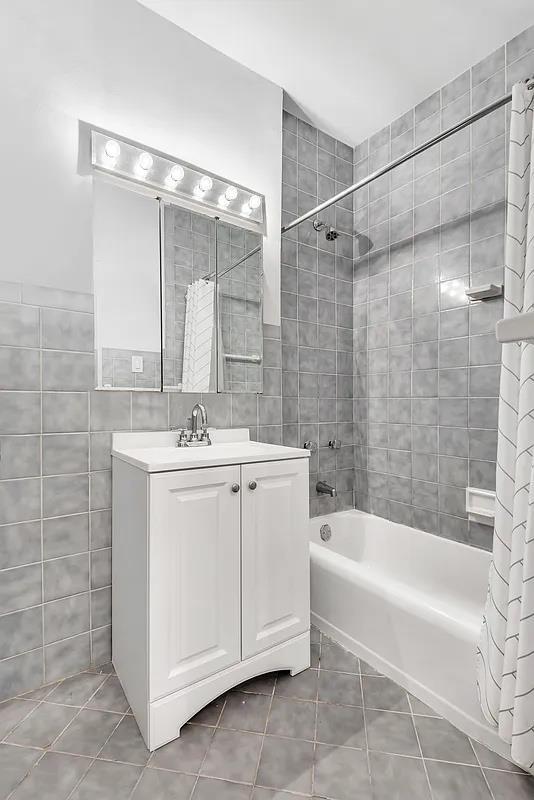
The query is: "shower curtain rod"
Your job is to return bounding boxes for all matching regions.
[281,79,533,235]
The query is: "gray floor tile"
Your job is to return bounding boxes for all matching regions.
[365,709,420,757]
[219,691,270,733]
[320,643,359,673]
[0,743,41,798]
[252,789,311,799]
[150,724,213,773]
[359,659,382,676]
[314,743,371,800]
[201,728,262,783]
[69,759,142,799]
[256,735,314,794]
[266,697,316,741]
[7,702,77,748]
[0,698,37,739]
[316,702,365,748]
[132,767,196,799]
[483,768,534,800]
[87,676,129,712]
[409,694,440,717]
[369,751,431,799]
[275,669,318,701]
[192,776,253,800]
[470,738,524,772]
[414,716,477,764]
[10,751,91,800]
[362,675,410,712]
[236,674,276,695]
[318,670,362,706]
[190,695,226,726]
[46,672,106,706]
[52,708,122,756]
[310,644,320,668]
[17,682,58,701]
[425,761,492,800]
[310,626,320,644]
[98,715,150,765]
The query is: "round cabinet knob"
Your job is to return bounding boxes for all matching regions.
[231,483,240,493]
[248,481,257,490]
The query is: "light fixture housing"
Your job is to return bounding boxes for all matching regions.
[89,127,265,229]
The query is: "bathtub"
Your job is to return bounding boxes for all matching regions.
[310,509,512,760]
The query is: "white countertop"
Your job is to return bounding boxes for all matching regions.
[112,429,310,473]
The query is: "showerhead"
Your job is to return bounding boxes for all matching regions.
[313,218,338,240]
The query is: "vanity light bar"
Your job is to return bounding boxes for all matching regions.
[90,129,265,226]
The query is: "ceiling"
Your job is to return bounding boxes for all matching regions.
[139,0,534,145]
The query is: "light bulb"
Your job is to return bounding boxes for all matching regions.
[199,175,213,192]
[249,194,261,210]
[241,202,252,216]
[193,184,205,198]
[225,185,238,201]
[138,152,153,172]
[218,194,229,209]
[169,165,185,183]
[104,139,120,160]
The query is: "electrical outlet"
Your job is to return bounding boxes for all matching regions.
[131,355,143,373]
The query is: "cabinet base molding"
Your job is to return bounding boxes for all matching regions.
[145,631,310,751]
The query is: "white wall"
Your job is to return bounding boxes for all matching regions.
[0,0,283,323]
[93,180,160,354]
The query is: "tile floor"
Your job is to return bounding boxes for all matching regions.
[0,629,533,799]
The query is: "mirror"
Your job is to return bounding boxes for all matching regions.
[92,181,263,392]
[93,180,161,390]
[217,222,263,392]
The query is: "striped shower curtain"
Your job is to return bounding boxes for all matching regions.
[181,279,216,392]
[477,80,534,772]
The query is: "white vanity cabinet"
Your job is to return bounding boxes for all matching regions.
[112,430,310,751]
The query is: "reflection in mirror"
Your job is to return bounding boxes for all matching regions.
[162,208,263,393]
[217,223,263,393]
[93,181,161,390]
[162,205,217,391]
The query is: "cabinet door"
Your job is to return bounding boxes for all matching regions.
[149,465,241,700]
[241,459,309,659]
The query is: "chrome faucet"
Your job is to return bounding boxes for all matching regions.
[316,480,337,498]
[171,403,211,447]
[191,403,208,438]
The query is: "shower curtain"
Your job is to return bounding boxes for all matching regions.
[477,80,534,772]
[181,279,217,392]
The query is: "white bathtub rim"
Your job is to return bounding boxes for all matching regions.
[311,611,517,766]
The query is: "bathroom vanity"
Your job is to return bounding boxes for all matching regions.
[111,428,310,750]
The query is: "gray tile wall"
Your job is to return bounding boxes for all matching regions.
[281,109,355,516]
[0,281,283,700]
[101,347,161,389]
[352,24,534,550]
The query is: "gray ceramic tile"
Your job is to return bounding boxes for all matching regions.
[42,433,89,476]
[0,606,42,659]
[0,649,44,701]
[88,676,129,712]
[41,309,94,352]
[44,632,91,682]
[43,552,89,601]
[201,728,262,783]
[8,750,90,800]
[46,672,106,706]
[483,768,534,800]
[0,392,41,434]
[90,548,111,589]
[7,701,78,747]
[316,701,365,748]
[314,743,371,800]
[425,761,491,800]
[44,593,90,644]
[362,676,410,712]
[0,303,40,347]
[52,708,122,756]
[131,768,196,800]
[414,715,477,763]
[192,777,252,800]
[0,520,41,569]
[0,744,41,797]
[0,347,40,390]
[369,751,430,800]
[42,351,94,391]
[320,642,359,673]
[219,691,270,733]
[42,392,88,433]
[256,735,314,794]
[267,696,316,740]
[99,715,150,765]
[318,670,362,706]
[43,474,89,518]
[90,391,131,431]
[365,709,420,756]
[43,514,89,559]
[150,723,213,772]
[0,698,37,739]
[275,669,318,701]
[69,759,142,800]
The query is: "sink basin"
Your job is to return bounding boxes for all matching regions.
[112,428,310,472]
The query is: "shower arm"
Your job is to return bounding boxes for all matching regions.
[281,76,534,236]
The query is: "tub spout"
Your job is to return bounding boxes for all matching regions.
[316,480,337,498]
